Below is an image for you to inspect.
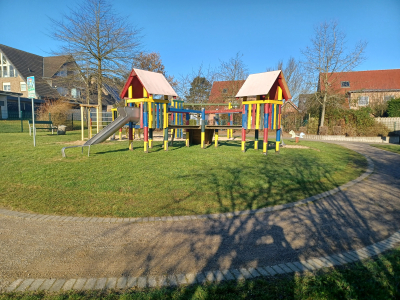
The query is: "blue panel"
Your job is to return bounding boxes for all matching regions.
[242,105,247,129]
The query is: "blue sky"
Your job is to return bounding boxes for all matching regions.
[2,0,400,79]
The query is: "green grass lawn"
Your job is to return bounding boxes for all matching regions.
[0,131,367,218]
[371,144,400,155]
[1,245,399,299]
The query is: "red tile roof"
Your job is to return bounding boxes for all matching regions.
[209,80,245,103]
[282,100,299,113]
[320,69,400,94]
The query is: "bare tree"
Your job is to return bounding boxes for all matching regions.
[132,52,177,89]
[176,64,216,104]
[267,57,311,104]
[301,21,367,127]
[216,52,249,103]
[49,0,142,109]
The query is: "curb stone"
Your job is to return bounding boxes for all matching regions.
[4,232,396,293]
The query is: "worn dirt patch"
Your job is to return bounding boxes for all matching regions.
[283,145,310,149]
[283,144,321,151]
[57,140,86,145]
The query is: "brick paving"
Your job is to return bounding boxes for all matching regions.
[0,142,400,292]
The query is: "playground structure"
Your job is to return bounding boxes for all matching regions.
[61,69,291,157]
[236,70,291,154]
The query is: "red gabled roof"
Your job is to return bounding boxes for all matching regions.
[209,80,245,103]
[282,100,299,113]
[320,69,400,94]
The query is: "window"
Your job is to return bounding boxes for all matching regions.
[0,101,4,106]
[0,53,18,77]
[71,88,77,98]
[222,88,228,93]
[341,81,350,88]
[9,65,15,77]
[20,82,27,91]
[57,87,68,96]
[384,95,395,101]
[3,83,11,91]
[56,66,67,77]
[358,96,369,106]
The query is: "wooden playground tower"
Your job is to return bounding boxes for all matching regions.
[235,70,291,154]
[119,68,178,153]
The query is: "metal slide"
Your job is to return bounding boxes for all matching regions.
[62,106,140,157]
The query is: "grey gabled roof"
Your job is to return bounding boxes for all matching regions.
[43,55,71,78]
[0,44,59,98]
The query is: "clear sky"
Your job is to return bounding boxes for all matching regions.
[2,0,399,79]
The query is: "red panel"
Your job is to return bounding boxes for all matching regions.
[268,80,279,100]
[251,104,255,129]
[278,78,289,100]
[120,69,147,99]
[278,105,281,128]
[205,109,242,114]
[131,77,145,98]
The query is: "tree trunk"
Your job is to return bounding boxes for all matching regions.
[320,93,327,127]
[97,59,102,129]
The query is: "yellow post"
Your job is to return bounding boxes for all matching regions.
[255,102,260,150]
[129,86,133,98]
[228,102,232,139]
[88,108,92,138]
[186,130,190,147]
[215,130,218,147]
[256,103,260,129]
[149,100,153,128]
[247,104,251,129]
[276,86,283,152]
[80,106,84,141]
[96,106,99,134]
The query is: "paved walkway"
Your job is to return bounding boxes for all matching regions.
[1,143,400,292]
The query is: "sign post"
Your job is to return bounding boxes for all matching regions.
[27,76,36,147]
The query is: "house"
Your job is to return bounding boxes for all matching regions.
[281,100,300,115]
[0,44,120,118]
[318,69,400,109]
[208,80,245,105]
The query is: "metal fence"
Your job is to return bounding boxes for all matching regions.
[375,117,400,135]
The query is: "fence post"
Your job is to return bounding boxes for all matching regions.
[72,113,74,131]
[21,111,23,132]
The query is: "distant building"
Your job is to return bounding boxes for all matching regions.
[0,44,121,118]
[318,69,400,109]
[209,80,245,105]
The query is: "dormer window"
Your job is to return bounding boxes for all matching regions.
[222,88,228,93]
[341,81,350,88]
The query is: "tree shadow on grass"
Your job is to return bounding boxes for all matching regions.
[41,142,400,299]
